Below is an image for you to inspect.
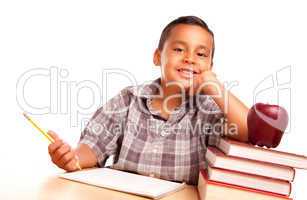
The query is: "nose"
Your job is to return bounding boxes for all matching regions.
[183,52,195,65]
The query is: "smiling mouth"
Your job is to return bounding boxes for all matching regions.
[177,68,199,79]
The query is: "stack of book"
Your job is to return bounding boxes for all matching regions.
[198,138,307,200]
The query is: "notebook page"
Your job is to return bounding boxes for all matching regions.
[59,168,186,199]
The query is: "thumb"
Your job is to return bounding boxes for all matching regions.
[47,130,61,141]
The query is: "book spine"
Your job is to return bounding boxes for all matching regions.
[199,169,291,199]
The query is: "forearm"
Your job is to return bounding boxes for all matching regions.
[75,143,98,169]
[203,80,249,142]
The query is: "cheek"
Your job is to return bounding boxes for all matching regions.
[199,59,212,71]
[161,52,182,69]
[162,59,179,77]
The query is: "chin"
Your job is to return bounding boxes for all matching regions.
[162,76,191,90]
[179,79,193,90]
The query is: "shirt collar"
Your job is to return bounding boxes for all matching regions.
[130,78,162,99]
[128,78,216,112]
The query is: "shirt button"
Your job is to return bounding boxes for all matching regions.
[161,131,166,136]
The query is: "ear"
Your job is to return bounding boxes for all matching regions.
[153,49,161,66]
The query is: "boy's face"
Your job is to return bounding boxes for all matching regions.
[154,24,214,90]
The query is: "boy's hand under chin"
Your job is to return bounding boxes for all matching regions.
[188,70,221,96]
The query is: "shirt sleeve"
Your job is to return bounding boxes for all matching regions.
[78,87,132,166]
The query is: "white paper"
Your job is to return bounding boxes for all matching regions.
[59,168,186,199]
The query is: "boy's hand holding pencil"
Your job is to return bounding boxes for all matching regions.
[48,130,82,172]
[22,112,81,171]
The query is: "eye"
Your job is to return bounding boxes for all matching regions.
[173,48,183,52]
[197,52,208,57]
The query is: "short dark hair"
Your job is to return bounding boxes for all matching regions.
[158,16,215,61]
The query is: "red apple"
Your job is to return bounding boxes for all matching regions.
[247,103,288,148]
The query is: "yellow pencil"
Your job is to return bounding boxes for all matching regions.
[23,112,55,143]
[22,112,82,170]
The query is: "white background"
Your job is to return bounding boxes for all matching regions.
[0,0,306,199]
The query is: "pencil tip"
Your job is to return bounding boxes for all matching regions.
[23,112,29,119]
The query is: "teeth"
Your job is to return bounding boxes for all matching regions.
[182,69,192,72]
[179,69,194,77]
[179,68,196,74]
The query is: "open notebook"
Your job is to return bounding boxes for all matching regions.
[59,168,186,199]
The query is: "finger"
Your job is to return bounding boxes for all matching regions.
[48,139,64,154]
[204,70,217,79]
[64,159,78,172]
[48,130,60,141]
[58,151,75,167]
[53,143,71,162]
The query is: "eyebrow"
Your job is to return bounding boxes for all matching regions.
[171,40,210,51]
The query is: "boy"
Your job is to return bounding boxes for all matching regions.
[48,16,249,185]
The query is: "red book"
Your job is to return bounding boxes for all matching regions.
[207,165,291,196]
[217,138,307,169]
[206,147,295,182]
[198,169,292,200]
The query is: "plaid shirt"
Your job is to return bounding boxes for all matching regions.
[79,79,224,185]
